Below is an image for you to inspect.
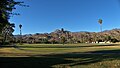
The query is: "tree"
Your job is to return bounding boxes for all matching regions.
[0,0,24,30]
[98,19,103,32]
[0,0,27,31]
[61,28,64,33]
[2,23,15,44]
[0,0,26,45]
[49,38,56,44]
[104,36,111,42]
[111,38,119,43]
[61,36,66,45]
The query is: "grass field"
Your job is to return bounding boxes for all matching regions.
[1,43,120,68]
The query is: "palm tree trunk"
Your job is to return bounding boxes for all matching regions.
[20,29,22,44]
[100,24,102,32]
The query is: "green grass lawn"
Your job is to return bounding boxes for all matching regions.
[0,43,120,68]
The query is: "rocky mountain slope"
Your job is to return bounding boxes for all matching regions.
[14,28,120,43]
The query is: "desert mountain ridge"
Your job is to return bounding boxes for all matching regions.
[14,28,120,43]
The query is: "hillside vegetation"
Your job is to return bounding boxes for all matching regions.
[15,28,120,44]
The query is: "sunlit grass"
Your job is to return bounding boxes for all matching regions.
[0,43,120,57]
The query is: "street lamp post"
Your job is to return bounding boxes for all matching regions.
[19,24,22,44]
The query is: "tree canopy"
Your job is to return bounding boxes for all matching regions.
[98,19,102,24]
[0,0,25,44]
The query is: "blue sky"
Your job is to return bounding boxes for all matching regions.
[10,0,120,35]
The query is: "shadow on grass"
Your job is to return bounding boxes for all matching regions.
[84,49,120,54]
[1,49,120,68]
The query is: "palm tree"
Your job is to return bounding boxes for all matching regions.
[19,24,22,44]
[98,19,103,32]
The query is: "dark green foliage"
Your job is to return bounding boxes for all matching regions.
[0,0,25,45]
[104,36,111,41]
[98,19,103,32]
[98,19,102,24]
[2,23,15,44]
[110,38,119,43]
[98,39,103,43]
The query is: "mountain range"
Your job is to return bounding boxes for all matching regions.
[14,28,120,43]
